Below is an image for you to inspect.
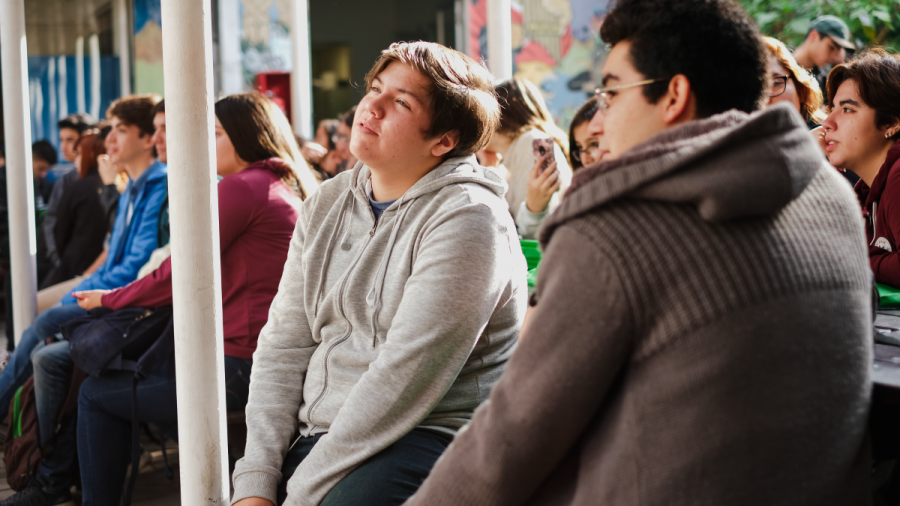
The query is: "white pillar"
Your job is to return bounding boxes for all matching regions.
[290,0,314,139]
[218,0,244,95]
[0,0,39,345]
[76,36,86,113]
[89,34,101,120]
[116,0,132,97]
[159,0,229,504]
[486,0,512,80]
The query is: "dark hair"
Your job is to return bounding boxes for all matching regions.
[74,131,106,178]
[495,78,569,158]
[339,106,357,129]
[568,97,600,170]
[364,41,500,158]
[31,140,58,165]
[826,48,900,141]
[106,94,161,137]
[600,0,768,118]
[215,92,317,199]
[57,113,95,134]
[153,99,165,116]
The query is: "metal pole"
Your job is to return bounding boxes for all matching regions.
[116,0,132,97]
[487,0,513,80]
[0,0,39,345]
[290,0,314,139]
[218,0,244,95]
[159,0,229,504]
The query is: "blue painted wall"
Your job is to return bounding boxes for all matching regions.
[27,56,121,152]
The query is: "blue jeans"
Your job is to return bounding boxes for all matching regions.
[277,429,452,505]
[31,341,78,495]
[0,304,85,420]
[77,355,253,506]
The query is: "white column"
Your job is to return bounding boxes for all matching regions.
[486,0,512,80]
[116,0,132,97]
[0,0,39,345]
[76,36,86,113]
[89,33,101,120]
[454,0,467,54]
[290,0,314,139]
[159,0,229,504]
[218,0,244,95]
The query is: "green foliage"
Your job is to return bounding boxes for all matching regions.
[736,0,900,52]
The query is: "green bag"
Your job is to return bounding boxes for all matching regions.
[877,283,900,308]
[520,240,542,291]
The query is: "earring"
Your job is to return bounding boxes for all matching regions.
[888,132,893,139]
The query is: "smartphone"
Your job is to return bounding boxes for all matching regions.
[533,138,555,175]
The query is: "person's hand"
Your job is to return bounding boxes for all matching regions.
[810,126,847,172]
[525,157,560,213]
[301,142,327,164]
[477,149,502,168]
[97,154,119,185]
[72,290,109,310]
[233,498,275,506]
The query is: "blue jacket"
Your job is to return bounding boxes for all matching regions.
[61,160,168,304]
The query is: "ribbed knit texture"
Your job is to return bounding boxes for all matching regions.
[405,104,873,506]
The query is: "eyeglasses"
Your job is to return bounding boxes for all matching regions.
[573,142,601,164]
[770,75,790,98]
[594,78,668,112]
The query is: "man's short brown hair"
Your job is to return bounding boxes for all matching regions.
[364,42,500,159]
[106,94,161,138]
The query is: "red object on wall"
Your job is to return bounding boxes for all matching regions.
[255,72,292,124]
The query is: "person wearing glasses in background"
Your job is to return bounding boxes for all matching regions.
[403,0,871,504]
[567,97,608,171]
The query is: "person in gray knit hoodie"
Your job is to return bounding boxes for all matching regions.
[405,1,872,505]
[231,42,527,506]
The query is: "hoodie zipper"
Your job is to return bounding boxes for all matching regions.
[304,209,379,433]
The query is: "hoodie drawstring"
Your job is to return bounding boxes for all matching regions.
[314,190,355,316]
[366,194,414,346]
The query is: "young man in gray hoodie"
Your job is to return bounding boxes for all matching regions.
[405,1,872,505]
[231,42,527,506]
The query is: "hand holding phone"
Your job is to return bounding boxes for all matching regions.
[532,138,555,175]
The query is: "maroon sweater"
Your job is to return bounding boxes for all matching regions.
[101,159,302,358]
[855,141,900,287]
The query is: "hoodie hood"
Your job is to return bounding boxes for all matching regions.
[541,103,825,244]
[857,140,900,211]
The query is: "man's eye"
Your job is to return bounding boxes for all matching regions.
[606,91,618,99]
[843,107,853,113]
[398,100,409,109]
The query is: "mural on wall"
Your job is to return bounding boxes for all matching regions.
[241,0,294,87]
[469,0,611,130]
[134,0,164,95]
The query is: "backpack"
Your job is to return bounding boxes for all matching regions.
[60,305,176,505]
[4,364,87,491]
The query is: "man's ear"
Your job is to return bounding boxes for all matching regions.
[661,74,696,125]
[140,132,156,150]
[431,130,460,158]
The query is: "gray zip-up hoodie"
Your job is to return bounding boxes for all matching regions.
[231,155,528,505]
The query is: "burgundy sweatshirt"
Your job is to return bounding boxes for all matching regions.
[855,140,900,287]
[101,159,302,358]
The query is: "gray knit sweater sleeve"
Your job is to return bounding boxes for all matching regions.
[405,225,634,505]
[231,202,318,504]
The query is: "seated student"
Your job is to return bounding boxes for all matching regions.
[814,48,900,287]
[764,37,826,129]
[483,78,572,239]
[0,92,315,506]
[40,131,109,288]
[406,1,872,505]
[0,95,167,424]
[44,114,95,270]
[231,41,526,506]
[567,97,605,171]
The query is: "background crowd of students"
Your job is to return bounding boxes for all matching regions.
[0,0,897,504]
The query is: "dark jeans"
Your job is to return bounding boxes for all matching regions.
[77,355,252,506]
[277,429,452,506]
[0,303,85,420]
